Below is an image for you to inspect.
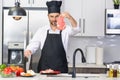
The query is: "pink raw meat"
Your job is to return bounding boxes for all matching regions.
[57,16,66,30]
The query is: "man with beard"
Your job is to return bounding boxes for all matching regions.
[24,1,80,73]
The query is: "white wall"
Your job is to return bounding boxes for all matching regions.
[0,0,2,64]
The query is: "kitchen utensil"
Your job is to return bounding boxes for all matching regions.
[24,57,28,72]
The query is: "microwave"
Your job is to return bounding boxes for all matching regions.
[105,9,120,34]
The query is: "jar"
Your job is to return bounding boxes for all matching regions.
[113,64,118,77]
[117,65,120,77]
[108,64,113,77]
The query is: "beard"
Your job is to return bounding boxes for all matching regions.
[51,21,57,26]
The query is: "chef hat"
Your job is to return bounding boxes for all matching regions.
[46,1,62,14]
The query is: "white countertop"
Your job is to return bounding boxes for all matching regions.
[0,73,120,80]
[68,63,106,68]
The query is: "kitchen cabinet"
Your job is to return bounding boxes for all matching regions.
[68,64,106,73]
[105,0,114,9]
[69,67,106,73]
[64,0,105,36]
[3,0,51,7]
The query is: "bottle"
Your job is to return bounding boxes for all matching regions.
[117,65,120,77]
[108,64,113,77]
[106,64,110,77]
[113,64,118,77]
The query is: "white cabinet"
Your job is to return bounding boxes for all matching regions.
[3,0,51,7]
[105,0,114,9]
[64,0,105,36]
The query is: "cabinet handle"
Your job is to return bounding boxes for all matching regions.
[79,18,81,32]
[79,18,81,28]
[15,0,20,2]
[83,19,85,33]
[28,0,30,4]
[33,0,34,4]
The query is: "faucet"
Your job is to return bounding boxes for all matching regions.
[72,48,86,78]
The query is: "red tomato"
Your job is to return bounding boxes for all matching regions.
[3,70,12,74]
[4,67,12,72]
[15,70,21,76]
[19,68,24,72]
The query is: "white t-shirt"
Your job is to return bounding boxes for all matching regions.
[26,24,80,54]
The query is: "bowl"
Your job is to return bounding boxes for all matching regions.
[0,71,15,78]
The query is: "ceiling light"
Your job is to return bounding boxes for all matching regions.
[8,0,26,20]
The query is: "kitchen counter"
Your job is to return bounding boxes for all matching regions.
[0,73,120,80]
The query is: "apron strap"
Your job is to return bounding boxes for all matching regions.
[60,30,62,35]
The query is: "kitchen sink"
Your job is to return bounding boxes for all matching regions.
[47,73,105,78]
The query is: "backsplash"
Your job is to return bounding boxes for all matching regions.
[67,35,120,64]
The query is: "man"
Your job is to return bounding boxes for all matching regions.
[24,1,80,73]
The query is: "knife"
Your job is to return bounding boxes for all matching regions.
[25,55,32,72]
[24,57,28,72]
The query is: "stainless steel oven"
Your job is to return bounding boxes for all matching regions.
[8,42,24,67]
[106,9,120,34]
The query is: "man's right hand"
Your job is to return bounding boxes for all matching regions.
[24,50,32,58]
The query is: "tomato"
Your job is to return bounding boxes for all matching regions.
[10,66,17,72]
[4,67,13,73]
[15,70,21,76]
[18,67,24,72]
[3,70,12,74]
[15,67,24,76]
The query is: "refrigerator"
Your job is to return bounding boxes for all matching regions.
[3,9,49,72]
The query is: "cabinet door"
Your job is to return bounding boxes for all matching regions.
[105,0,114,9]
[3,0,50,7]
[20,0,31,7]
[3,0,15,7]
[30,0,51,7]
[3,0,30,7]
[82,0,105,36]
[64,0,105,36]
[64,0,82,36]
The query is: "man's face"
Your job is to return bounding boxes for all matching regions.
[48,13,60,26]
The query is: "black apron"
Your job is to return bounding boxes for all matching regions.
[37,30,68,73]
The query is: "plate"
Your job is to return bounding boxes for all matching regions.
[21,75,36,77]
[40,71,61,75]
[20,73,36,77]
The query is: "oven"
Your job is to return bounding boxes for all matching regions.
[8,42,24,67]
[106,9,120,34]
